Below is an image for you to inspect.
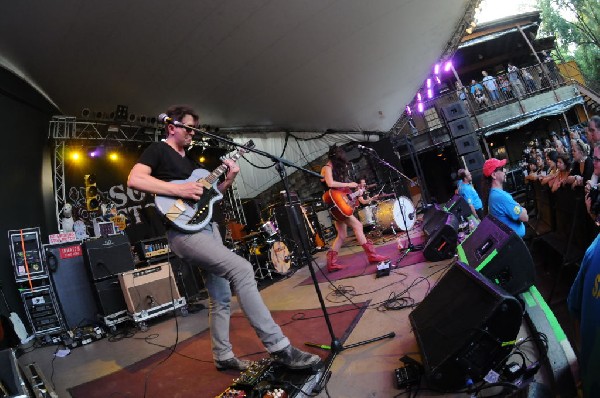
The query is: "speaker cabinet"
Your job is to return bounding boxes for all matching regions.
[423,213,458,261]
[447,117,474,138]
[409,261,523,391]
[458,214,535,295]
[454,134,479,156]
[463,151,485,171]
[441,102,468,122]
[45,242,99,329]
[0,349,27,397]
[445,194,472,222]
[118,263,181,314]
[422,208,449,236]
[83,234,135,281]
[93,277,127,316]
[422,204,442,227]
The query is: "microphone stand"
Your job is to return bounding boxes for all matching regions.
[172,122,394,392]
[362,148,422,265]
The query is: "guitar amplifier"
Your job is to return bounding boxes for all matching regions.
[118,262,182,315]
[134,237,171,264]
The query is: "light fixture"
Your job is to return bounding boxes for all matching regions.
[81,108,91,118]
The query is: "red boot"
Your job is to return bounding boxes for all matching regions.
[362,240,389,263]
[326,251,344,272]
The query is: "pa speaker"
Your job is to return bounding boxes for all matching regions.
[447,117,474,138]
[458,214,535,295]
[463,151,485,171]
[423,212,458,261]
[422,204,442,226]
[409,261,523,391]
[45,242,99,329]
[83,234,135,281]
[441,102,468,122]
[454,134,479,156]
[118,263,181,314]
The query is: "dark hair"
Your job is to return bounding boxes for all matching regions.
[457,168,468,180]
[557,153,571,170]
[590,115,600,130]
[546,150,559,165]
[164,105,199,135]
[327,145,349,182]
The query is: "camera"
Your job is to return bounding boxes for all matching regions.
[588,185,600,214]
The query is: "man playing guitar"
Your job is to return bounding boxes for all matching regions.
[320,145,388,272]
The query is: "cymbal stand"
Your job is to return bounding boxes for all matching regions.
[248,239,272,280]
[180,124,395,393]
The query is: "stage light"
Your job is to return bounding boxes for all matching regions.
[81,108,91,118]
[427,89,433,99]
[89,149,99,158]
[70,151,82,161]
[417,103,424,113]
[434,64,440,75]
[108,152,119,161]
[427,78,432,88]
[444,61,453,72]
[417,92,422,101]
[406,105,412,115]
[199,156,206,163]
[435,76,441,84]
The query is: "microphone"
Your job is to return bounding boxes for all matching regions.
[158,113,187,127]
[357,144,375,151]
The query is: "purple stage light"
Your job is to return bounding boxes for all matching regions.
[427,88,433,99]
[434,64,440,75]
[406,105,412,115]
[444,61,453,72]
[417,102,424,113]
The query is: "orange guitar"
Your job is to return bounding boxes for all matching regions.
[322,188,364,218]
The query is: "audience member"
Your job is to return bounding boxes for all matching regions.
[470,79,490,110]
[547,153,571,192]
[507,63,526,98]
[498,74,513,99]
[457,168,483,220]
[540,150,559,185]
[481,71,500,103]
[566,139,593,188]
[521,67,537,93]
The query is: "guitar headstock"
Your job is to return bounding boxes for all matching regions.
[221,140,255,162]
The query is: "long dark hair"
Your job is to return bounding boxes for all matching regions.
[328,145,349,182]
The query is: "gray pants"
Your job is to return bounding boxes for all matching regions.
[167,224,290,361]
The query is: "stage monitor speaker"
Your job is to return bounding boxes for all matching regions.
[458,214,535,295]
[422,204,442,227]
[83,234,135,281]
[447,117,474,138]
[445,194,471,222]
[119,262,181,314]
[409,261,523,391]
[423,212,458,261]
[93,277,127,317]
[422,208,449,236]
[45,242,99,329]
[441,102,468,122]
[454,134,479,156]
[463,151,485,172]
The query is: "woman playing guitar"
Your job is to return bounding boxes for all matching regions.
[320,145,388,272]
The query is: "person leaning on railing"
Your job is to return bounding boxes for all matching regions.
[566,139,593,189]
[539,150,559,186]
[548,153,571,193]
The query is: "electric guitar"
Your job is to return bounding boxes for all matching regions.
[155,141,254,233]
[322,188,364,218]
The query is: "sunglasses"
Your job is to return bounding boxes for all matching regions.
[178,125,194,133]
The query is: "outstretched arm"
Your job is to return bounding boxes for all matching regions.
[128,163,204,200]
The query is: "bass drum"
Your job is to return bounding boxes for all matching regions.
[375,197,416,231]
[269,241,291,274]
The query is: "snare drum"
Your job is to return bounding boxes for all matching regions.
[269,241,291,274]
[261,221,279,237]
[357,205,377,226]
[374,197,416,231]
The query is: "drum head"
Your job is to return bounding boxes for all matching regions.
[393,197,416,231]
[269,241,291,274]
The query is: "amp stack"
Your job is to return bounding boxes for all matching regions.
[440,101,485,190]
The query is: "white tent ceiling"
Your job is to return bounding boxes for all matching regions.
[0,0,472,197]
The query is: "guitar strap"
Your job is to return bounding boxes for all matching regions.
[19,230,34,291]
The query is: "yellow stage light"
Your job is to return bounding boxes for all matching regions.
[199,156,206,163]
[108,152,119,161]
[69,151,82,161]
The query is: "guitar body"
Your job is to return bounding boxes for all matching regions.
[323,188,357,218]
[155,169,223,233]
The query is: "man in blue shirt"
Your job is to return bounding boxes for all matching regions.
[457,168,483,220]
[484,158,528,237]
[567,232,600,398]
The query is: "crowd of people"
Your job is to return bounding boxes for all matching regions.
[456,52,562,111]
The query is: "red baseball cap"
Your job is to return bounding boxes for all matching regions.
[483,158,507,177]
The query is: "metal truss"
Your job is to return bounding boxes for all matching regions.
[49,116,163,230]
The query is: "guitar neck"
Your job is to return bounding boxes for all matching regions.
[200,152,243,185]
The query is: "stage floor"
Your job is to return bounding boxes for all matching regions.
[15,226,580,397]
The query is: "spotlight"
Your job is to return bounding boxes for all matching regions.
[444,61,453,72]
[139,115,147,123]
[128,113,136,123]
[108,152,119,161]
[81,108,91,118]
[95,111,104,119]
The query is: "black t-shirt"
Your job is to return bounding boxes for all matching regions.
[138,141,200,181]
[137,141,225,225]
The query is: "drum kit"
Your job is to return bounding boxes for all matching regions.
[357,196,416,236]
[230,217,293,280]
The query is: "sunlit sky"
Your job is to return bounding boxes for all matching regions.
[476,0,539,23]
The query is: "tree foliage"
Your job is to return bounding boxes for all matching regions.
[538,0,600,90]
